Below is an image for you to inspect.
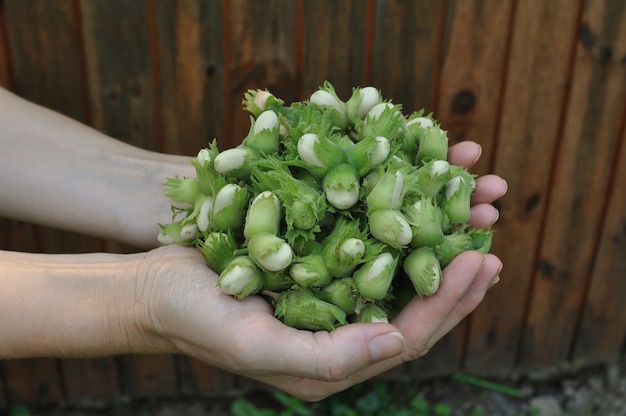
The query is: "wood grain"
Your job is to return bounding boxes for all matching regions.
[518,0,626,372]
[227,0,297,146]
[80,0,158,151]
[0,0,625,406]
[436,0,513,176]
[186,359,237,395]
[155,0,227,154]
[61,358,120,405]
[370,0,446,114]
[299,0,369,99]
[0,0,12,87]
[117,355,177,398]
[2,359,63,407]
[79,0,177,396]
[463,0,583,377]
[572,117,626,369]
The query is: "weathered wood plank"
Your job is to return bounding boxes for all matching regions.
[2,1,122,403]
[518,0,626,372]
[3,0,106,255]
[424,0,511,380]
[79,0,158,151]
[462,0,582,377]
[435,0,513,176]
[0,380,5,409]
[79,0,177,395]
[0,0,12,88]
[117,355,177,398]
[2,359,63,407]
[371,0,446,114]
[155,0,227,154]
[4,0,85,118]
[369,1,462,377]
[299,0,369,99]
[61,358,120,405]
[78,0,156,255]
[186,359,237,395]
[572,120,626,369]
[227,0,297,147]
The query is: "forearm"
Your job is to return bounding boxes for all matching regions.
[0,87,194,249]
[0,249,173,358]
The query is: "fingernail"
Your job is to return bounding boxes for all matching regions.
[368,332,405,362]
[499,179,509,198]
[490,264,503,287]
[492,208,500,224]
[473,144,483,164]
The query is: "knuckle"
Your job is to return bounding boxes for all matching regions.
[404,343,431,361]
[314,358,350,382]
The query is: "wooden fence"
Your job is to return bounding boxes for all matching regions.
[1,0,625,408]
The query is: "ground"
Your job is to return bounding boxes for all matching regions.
[4,362,626,416]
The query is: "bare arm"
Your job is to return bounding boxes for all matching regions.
[0,248,175,358]
[0,87,193,249]
[0,87,507,401]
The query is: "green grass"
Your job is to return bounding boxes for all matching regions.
[229,379,534,416]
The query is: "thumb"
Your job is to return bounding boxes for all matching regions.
[245,321,405,382]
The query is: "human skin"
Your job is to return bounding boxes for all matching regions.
[0,87,506,401]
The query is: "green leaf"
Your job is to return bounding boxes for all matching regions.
[230,397,266,416]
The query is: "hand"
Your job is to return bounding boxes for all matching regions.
[139,141,506,401]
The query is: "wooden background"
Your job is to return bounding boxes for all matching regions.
[1,0,625,408]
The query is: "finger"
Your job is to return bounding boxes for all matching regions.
[468,203,500,228]
[447,141,482,168]
[249,254,503,401]
[390,251,487,359]
[245,323,406,401]
[334,251,492,385]
[471,175,508,205]
[229,317,404,383]
[424,253,502,345]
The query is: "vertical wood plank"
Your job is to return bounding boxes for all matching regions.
[572,123,626,368]
[2,0,123,403]
[0,0,12,88]
[80,0,158,151]
[186,359,237,396]
[370,0,446,114]
[2,0,102,254]
[155,0,227,154]
[61,359,120,406]
[79,0,153,257]
[436,0,513,176]
[79,0,177,396]
[228,0,297,147]
[0,219,11,251]
[370,0,465,378]
[462,0,582,377]
[299,0,369,99]
[3,359,63,407]
[4,0,84,117]
[422,0,512,380]
[0,364,7,409]
[518,0,626,372]
[117,355,177,398]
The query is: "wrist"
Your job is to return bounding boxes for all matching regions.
[0,250,175,358]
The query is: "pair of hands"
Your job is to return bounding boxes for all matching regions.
[137,141,506,401]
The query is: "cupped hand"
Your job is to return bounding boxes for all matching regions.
[143,141,506,401]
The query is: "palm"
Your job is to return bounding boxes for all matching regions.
[153,141,505,401]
